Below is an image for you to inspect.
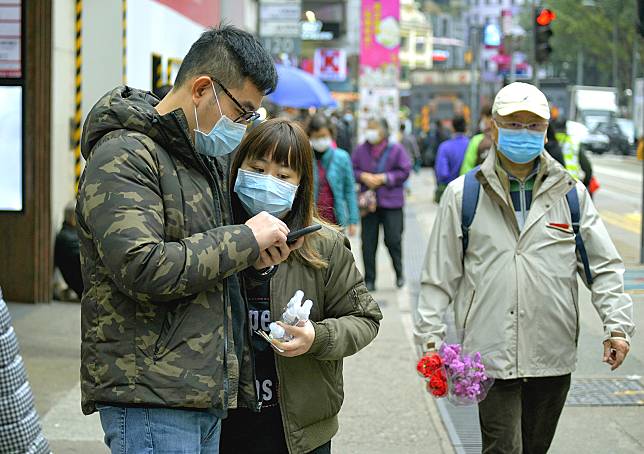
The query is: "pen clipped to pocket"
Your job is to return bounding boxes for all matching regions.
[255,329,285,353]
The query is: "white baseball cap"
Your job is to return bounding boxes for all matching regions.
[492,82,550,120]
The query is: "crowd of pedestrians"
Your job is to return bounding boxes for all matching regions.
[26,22,631,454]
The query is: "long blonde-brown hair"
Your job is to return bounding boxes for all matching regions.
[230,118,328,269]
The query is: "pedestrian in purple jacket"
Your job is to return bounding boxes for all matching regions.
[434,116,469,202]
[352,118,412,291]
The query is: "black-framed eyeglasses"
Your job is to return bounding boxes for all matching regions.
[494,120,548,132]
[211,78,260,124]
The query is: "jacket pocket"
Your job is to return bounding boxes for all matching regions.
[151,299,189,360]
[546,224,574,235]
[544,223,576,244]
[152,309,172,361]
[318,359,343,416]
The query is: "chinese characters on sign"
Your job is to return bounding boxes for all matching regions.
[0,1,21,78]
[359,0,400,141]
[259,0,302,65]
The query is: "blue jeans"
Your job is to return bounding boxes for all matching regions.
[97,405,221,454]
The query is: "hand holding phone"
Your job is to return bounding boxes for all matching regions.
[286,224,322,245]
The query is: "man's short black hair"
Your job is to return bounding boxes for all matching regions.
[175,24,278,94]
[453,115,467,133]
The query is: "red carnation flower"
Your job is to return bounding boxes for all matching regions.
[427,369,448,397]
[417,353,443,378]
[427,354,443,371]
[430,380,448,397]
[429,371,445,389]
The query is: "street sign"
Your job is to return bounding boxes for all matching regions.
[261,37,301,56]
[259,0,301,39]
[259,3,300,21]
[260,21,301,38]
[410,70,473,86]
[302,21,333,41]
[313,48,347,82]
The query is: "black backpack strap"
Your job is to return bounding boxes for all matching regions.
[461,166,481,258]
[566,186,594,286]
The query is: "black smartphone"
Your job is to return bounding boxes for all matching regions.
[286,224,322,244]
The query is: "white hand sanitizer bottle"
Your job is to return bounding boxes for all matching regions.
[296,300,313,326]
[269,322,286,341]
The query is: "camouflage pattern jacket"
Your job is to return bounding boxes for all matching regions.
[77,87,260,415]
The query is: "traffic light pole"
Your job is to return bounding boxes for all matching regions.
[531,1,539,87]
[470,26,481,134]
[640,148,644,264]
[638,0,644,264]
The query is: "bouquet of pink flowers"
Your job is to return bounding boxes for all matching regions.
[417,343,493,406]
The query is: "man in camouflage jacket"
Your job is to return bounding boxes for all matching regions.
[77,26,296,452]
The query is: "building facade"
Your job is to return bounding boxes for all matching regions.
[400,0,434,90]
[0,0,221,302]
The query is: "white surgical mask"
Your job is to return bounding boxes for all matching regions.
[365,129,381,144]
[310,137,332,152]
[194,82,247,157]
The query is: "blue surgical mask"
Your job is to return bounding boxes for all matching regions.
[497,128,545,164]
[194,82,247,157]
[234,169,299,218]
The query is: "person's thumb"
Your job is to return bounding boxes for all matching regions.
[602,340,611,362]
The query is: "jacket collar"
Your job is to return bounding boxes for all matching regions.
[317,147,335,167]
[478,147,573,202]
[478,147,576,237]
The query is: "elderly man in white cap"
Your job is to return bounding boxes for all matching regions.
[413,82,634,453]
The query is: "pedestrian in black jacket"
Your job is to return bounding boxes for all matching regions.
[54,203,83,298]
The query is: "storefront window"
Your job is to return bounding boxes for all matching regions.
[0,85,23,211]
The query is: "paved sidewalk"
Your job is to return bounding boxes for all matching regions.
[335,227,452,453]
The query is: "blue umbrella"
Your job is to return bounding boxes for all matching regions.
[268,64,338,108]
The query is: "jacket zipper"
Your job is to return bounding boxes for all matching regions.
[571,288,580,345]
[519,180,527,230]
[177,122,230,409]
[462,290,476,335]
[222,280,230,410]
[271,278,294,454]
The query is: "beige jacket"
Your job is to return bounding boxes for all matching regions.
[414,150,634,379]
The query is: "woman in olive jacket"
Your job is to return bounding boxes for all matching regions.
[220,119,382,454]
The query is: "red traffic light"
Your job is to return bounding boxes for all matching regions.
[536,8,556,26]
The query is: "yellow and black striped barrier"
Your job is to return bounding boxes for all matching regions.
[167,57,182,86]
[152,53,163,92]
[73,0,82,193]
[122,0,127,84]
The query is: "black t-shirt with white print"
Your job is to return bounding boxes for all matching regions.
[220,274,289,454]
[247,278,279,407]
